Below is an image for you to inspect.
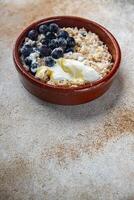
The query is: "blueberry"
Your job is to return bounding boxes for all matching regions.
[45,56,55,67]
[65,47,74,53]
[24,57,32,66]
[25,44,32,48]
[30,63,38,74]
[39,45,51,57]
[20,45,33,58]
[28,30,38,40]
[57,30,69,39]
[45,32,56,40]
[39,24,49,34]
[49,23,59,33]
[51,47,63,59]
[49,39,58,50]
[67,37,75,47]
[58,38,67,50]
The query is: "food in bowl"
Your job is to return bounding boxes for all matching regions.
[20,23,113,87]
[14,16,121,105]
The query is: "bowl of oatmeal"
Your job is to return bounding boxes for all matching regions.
[13,16,121,105]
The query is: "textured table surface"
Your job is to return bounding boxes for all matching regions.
[0,0,134,199]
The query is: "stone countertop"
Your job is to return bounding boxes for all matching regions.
[0,0,134,199]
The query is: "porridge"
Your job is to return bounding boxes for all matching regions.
[20,23,113,86]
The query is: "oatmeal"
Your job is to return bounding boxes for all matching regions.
[20,23,113,86]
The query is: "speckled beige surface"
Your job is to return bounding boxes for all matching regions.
[0,0,134,199]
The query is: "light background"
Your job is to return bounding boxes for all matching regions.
[0,0,134,199]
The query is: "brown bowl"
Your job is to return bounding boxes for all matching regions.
[13,16,121,105]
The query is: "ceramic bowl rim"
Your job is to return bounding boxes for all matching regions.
[13,15,121,91]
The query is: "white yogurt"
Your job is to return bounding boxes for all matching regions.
[28,52,39,64]
[35,58,101,83]
[55,58,101,82]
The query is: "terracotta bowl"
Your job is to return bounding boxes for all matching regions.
[13,16,121,105]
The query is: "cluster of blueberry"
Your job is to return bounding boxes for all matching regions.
[20,23,76,74]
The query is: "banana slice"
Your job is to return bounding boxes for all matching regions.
[35,66,51,81]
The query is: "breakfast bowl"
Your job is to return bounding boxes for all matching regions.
[13,16,121,105]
